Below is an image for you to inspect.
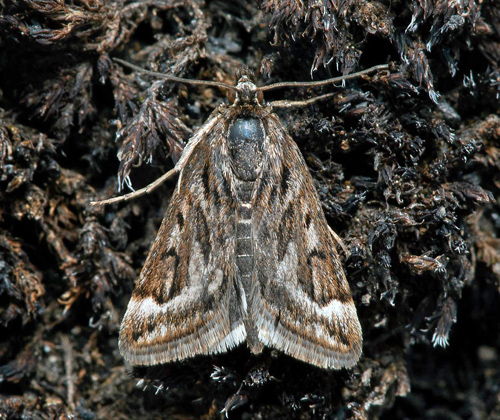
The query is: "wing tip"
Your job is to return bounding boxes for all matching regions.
[256,307,363,370]
[119,321,247,367]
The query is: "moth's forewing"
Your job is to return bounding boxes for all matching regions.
[119,114,246,366]
[250,114,362,369]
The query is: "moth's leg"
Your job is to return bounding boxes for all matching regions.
[90,167,179,206]
[269,92,337,108]
[328,226,350,258]
[268,63,390,108]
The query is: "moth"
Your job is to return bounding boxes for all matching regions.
[95,60,387,369]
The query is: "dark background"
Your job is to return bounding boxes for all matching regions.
[0,0,499,418]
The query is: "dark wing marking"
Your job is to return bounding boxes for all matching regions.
[250,114,362,369]
[119,112,246,366]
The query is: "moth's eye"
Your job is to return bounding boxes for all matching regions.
[228,89,237,104]
[257,90,264,103]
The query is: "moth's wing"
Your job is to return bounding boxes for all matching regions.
[119,113,246,366]
[251,114,362,369]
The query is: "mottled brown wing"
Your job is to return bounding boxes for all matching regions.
[119,113,246,366]
[250,114,362,369]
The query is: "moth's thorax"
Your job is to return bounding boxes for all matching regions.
[228,118,265,181]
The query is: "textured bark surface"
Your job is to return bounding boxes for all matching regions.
[0,1,499,418]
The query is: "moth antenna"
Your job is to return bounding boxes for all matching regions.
[90,167,179,206]
[258,64,389,92]
[113,58,237,92]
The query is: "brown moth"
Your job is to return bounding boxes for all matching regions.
[99,61,387,369]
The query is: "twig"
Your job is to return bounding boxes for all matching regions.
[62,335,76,410]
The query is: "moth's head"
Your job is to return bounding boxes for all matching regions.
[228,67,264,105]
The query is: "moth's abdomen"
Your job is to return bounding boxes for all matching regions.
[235,180,254,280]
[229,117,266,353]
[235,179,263,353]
[228,117,265,304]
[228,117,265,289]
